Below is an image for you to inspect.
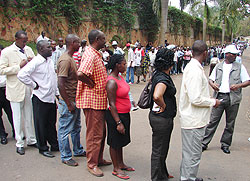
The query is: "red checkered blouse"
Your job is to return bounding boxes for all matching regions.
[76,46,108,109]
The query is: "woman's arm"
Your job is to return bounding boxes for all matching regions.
[153,83,167,113]
[106,79,125,134]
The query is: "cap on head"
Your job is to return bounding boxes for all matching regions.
[126,43,130,47]
[224,45,240,54]
[112,41,118,46]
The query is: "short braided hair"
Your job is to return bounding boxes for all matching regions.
[154,48,174,71]
[107,54,124,70]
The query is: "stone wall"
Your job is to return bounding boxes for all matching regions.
[0,7,227,47]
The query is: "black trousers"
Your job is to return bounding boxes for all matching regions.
[32,95,58,152]
[0,87,14,137]
[149,112,174,181]
[177,57,183,74]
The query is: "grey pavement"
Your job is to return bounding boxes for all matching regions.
[1,48,250,181]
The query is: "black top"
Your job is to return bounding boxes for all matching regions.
[150,71,177,118]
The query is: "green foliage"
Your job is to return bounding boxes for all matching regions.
[168,6,194,36]
[135,0,159,42]
[91,0,136,35]
[0,39,37,54]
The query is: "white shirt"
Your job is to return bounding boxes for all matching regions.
[127,48,135,67]
[113,47,124,55]
[174,51,178,62]
[36,35,49,43]
[179,58,216,129]
[134,48,143,66]
[102,51,109,65]
[149,51,156,66]
[17,54,58,103]
[209,62,250,93]
[56,45,66,54]
[210,57,220,64]
[0,75,6,87]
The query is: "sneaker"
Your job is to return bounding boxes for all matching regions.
[131,106,139,111]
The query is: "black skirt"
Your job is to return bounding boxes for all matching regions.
[105,109,131,149]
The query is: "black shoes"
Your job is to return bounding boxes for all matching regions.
[0,136,8,145]
[202,145,207,152]
[39,151,55,158]
[221,146,230,154]
[28,143,38,148]
[16,147,25,155]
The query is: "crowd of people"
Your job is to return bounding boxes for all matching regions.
[0,29,249,181]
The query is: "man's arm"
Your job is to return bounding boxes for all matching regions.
[77,71,95,88]
[58,77,75,112]
[0,50,20,75]
[17,59,37,89]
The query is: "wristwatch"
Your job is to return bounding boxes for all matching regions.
[116,120,122,126]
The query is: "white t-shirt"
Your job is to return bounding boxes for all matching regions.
[134,48,144,66]
[210,62,250,93]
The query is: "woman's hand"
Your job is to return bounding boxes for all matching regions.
[117,123,126,135]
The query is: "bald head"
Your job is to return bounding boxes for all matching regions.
[88,30,103,45]
[65,34,80,52]
[36,40,52,58]
[192,40,207,56]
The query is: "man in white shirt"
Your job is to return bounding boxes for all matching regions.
[125,43,135,84]
[202,45,250,154]
[0,30,37,155]
[36,31,49,43]
[112,41,124,55]
[134,43,145,84]
[179,40,220,181]
[18,40,59,158]
[56,37,66,54]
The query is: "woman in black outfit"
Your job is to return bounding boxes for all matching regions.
[149,48,177,181]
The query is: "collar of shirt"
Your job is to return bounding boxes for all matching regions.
[191,58,203,70]
[89,46,102,58]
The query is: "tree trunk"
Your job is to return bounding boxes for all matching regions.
[158,0,169,46]
[202,18,207,43]
[222,23,225,45]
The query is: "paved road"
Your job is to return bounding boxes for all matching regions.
[1,48,250,181]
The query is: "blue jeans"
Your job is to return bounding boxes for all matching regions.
[58,99,85,161]
[126,67,134,83]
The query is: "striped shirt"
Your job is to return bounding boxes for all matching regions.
[76,46,108,110]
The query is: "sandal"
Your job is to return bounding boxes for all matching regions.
[62,159,78,167]
[112,171,130,180]
[121,167,135,171]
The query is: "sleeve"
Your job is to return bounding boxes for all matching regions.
[209,65,217,81]
[0,49,21,75]
[78,55,94,76]
[17,60,37,89]
[57,59,70,77]
[186,70,215,107]
[240,64,250,82]
[141,50,145,57]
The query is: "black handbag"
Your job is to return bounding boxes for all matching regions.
[137,81,152,109]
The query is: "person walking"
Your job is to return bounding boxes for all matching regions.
[179,40,220,181]
[202,44,250,154]
[0,30,37,155]
[149,48,176,181]
[76,30,111,177]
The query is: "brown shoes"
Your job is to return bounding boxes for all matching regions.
[98,159,112,166]
[88,166,104,177]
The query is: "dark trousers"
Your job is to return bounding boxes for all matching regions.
[0,87,14,137]
[177,57,183,74]
[203,93,240,148]
[32,95,58,152]
[149,112,174,181]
